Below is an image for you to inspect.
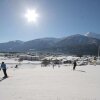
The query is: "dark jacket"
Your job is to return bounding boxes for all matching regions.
[1,63,6,69]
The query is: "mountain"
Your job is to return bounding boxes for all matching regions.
[53,34,100,55]
[17,38,60,51]
[0,34,100,55]
[56,34,100,46]
[0,38,60,52]
[0,40,24,52]
[83,32,100,40]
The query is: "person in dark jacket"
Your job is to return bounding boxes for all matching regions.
[73,60,77,70]
[0,62,8,78]
[93,56,97,66]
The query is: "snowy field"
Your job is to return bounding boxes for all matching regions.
[0,58,100,100]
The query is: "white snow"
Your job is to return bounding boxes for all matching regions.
[84,32,90,36]
[0,58,100,100]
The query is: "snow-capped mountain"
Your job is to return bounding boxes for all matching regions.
[0,33,100,55]
[83,32,100,40]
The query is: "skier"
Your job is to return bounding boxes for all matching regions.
[93,56,97,66]
[0,62,8,78]
[73,60,77,70]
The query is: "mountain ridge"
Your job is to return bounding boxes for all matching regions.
[0,32,100,55]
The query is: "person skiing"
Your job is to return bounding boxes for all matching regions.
[93,56,97,66]
[73,60,77,70]
[0,62,8,78]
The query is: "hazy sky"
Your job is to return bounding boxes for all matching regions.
[0,0,100,42]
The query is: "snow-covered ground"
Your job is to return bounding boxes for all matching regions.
[0,58,100,100]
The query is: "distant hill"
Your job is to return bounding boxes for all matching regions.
[0,38,60,52]
[0,33,100,55]
[54,34,100,55]
[17,38,60,51]
[0,40,24,52]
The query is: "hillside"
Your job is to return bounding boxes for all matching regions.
[0,33,100,55]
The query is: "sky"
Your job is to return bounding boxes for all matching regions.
[0,0,100,43]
